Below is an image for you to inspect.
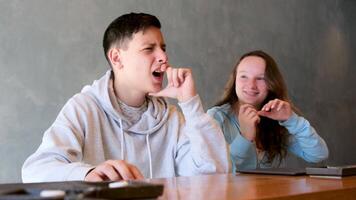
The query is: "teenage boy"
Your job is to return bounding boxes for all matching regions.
[22,13,229,182]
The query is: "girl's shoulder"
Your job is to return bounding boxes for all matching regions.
[207,103,233,122]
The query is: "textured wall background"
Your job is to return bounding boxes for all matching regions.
[0,0,355,182]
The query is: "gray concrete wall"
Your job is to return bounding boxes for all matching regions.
[0,0,355,182]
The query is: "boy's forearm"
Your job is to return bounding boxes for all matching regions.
[177,95,230,174]
[22,153,93,182]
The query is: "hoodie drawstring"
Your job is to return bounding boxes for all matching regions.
[146,134,153,179]
[119,119,125,160]
[120,119,153,179]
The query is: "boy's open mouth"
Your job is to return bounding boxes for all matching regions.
[152,71,164,78]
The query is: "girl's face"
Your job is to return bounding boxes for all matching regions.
[235,56,269,108]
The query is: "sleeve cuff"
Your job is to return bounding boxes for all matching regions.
[66,163,95,181]
[279,112,298,127]
[178,95,205,118]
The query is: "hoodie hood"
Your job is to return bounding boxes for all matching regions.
[81,70,169,135]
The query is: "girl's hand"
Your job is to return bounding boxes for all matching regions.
[238,104,260,142]
[258,99,292,121]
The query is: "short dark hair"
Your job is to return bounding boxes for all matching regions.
[103,13,161,66]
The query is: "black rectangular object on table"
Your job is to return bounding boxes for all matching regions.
[237,168,306,176]
[0,180,164,200]
[306,165,356,177]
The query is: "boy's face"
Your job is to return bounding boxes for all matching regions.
[117,27,168,95]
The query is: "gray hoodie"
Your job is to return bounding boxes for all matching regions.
[22,70,229,182]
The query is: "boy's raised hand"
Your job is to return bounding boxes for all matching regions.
[258,99,292,121]
[150,66,197,102]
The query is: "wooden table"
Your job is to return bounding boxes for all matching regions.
[149,174,356,199]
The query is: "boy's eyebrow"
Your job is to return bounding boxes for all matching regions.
[142,42,166,48]
[142,42,155,46]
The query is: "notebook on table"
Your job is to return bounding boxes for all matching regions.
[237,168,306,176]
[306,165,356,178]
[0,180,164,200]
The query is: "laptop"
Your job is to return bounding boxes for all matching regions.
[237,168,306,176]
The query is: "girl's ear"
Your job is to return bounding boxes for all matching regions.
[108,48,123,69]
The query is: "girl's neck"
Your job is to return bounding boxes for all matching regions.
[233,101,261,113]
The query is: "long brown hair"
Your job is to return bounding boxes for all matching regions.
[216,50,294,164]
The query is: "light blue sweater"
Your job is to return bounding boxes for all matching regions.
[207,103,329,172]
[22,70,229,182]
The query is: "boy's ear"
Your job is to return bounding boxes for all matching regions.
[108,48,123,69]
